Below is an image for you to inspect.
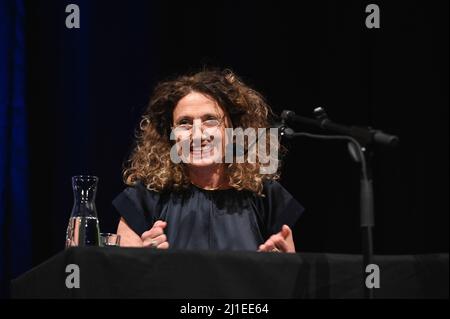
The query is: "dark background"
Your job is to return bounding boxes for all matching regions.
[23,0,448,271]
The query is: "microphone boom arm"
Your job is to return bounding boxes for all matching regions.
[281,109,399,147]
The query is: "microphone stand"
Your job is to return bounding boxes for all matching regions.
[279,108,399,299]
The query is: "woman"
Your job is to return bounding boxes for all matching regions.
[113,69,304,253]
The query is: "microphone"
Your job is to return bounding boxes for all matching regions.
[281,109,399,147]
[373,130,399,147]
[281,110,319,127]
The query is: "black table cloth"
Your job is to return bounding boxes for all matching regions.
[11,247,448,299]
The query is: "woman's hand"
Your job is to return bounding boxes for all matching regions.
[258,225,295,253]
[141,220,170,249]
[117,217,170,248]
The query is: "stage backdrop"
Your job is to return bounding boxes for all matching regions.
[2,0,449,296]
[0,0,31,298]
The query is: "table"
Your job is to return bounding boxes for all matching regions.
[11,247,449,298]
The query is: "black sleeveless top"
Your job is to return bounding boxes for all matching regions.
[112,180,304,251]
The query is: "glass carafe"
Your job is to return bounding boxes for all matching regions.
[65,175,100,247]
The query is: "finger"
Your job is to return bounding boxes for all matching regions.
[272,236,289,252]
[141,227,163,240]
[269,234,288,251]
[142,239,157,248]
[141,226,164,240]
[142,234,167,247]
[153,220,167,228]
[258,244,266,252]
[157,241,169,249]
[281,225,292,239]
[269,233,285,244]
[264,240,276,251]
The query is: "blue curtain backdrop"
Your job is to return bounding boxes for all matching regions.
[0,0,31,296]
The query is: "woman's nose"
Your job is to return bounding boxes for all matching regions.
[191,120,203,139]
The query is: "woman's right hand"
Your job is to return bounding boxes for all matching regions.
[141,220,170,249]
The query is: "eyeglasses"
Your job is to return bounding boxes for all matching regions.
[172,117,224,133]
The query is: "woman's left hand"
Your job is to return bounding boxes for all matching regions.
[258,224,296,253]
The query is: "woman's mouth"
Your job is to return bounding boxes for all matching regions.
[191,144,213,156]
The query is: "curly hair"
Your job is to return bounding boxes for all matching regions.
[123,68,283,196]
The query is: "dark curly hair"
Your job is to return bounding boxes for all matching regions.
[123,68,282,196]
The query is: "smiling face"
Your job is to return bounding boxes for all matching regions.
[172,91,231,167]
